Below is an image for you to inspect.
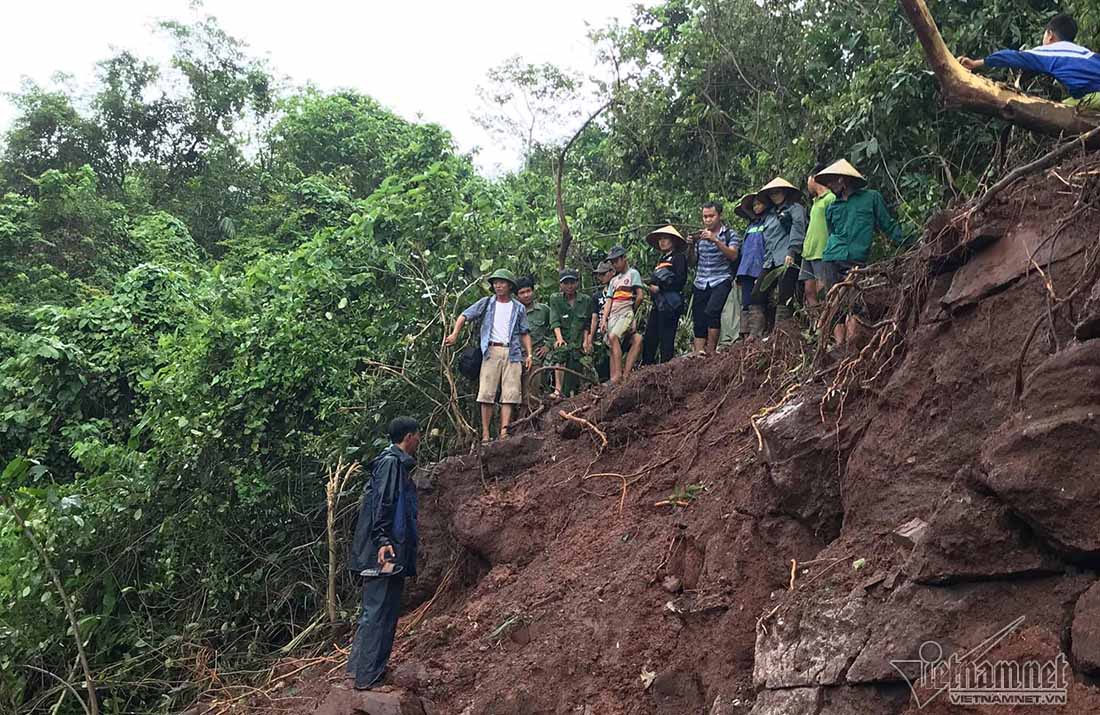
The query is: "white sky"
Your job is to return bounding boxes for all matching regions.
[0,0,641,173]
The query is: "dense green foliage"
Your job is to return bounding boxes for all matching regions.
[0,2,1092,712]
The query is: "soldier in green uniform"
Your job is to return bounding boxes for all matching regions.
[547,269,595,399]
[515,277,553,396]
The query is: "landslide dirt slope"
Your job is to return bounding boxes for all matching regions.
[277,155,1100,715]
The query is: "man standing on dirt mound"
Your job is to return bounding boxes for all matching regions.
[756,176,808,335]
[444,269,534,442]
[599,245,645,383]
[814,159,908,350]
[346,417,421,690]
[687,201,739,355]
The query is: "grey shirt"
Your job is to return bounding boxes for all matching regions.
[761,203,809,269]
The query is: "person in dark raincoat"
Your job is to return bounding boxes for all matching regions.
[346,416,421,690]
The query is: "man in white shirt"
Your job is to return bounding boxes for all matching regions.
[444,269,533,442]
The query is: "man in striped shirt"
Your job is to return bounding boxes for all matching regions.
[959,13,1100,110]
[687,201,740,355]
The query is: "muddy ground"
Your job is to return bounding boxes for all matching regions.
[228,155,1100,715]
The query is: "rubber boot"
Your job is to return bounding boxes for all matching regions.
[748,305,767,338]
[739,308,751,341]
[773,304,796,340]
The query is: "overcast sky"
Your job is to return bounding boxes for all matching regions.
[0,0,641,173]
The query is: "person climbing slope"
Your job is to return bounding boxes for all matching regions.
[959,13,1100,110]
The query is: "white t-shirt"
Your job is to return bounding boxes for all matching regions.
[489,299,514,343]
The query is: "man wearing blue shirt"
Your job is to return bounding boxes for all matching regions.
[959,13,1100,110]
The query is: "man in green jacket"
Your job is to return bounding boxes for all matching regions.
[814,159,908,348]
[547,268,594,398]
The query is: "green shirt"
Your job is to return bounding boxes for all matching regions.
[802,190,836,261]
[822,188,905,263]
[526,302,553,348]
[548,292,594,345]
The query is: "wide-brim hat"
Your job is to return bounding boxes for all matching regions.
[814,159,866,188]
[757,177,802,201]
[734,193,758,220]
[486,268,518,291]
[606,245,628,261]
[645,225,686,250]
[594,260,613,274]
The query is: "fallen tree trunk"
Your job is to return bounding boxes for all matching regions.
[899,0,1100,140]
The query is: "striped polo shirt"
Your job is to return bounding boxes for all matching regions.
[693,224,739,289]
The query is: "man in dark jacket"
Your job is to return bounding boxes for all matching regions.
[346,416,421,690]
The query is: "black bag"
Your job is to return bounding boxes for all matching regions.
[457,298,491,381]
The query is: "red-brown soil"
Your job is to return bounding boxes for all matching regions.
[223,154,1100,715]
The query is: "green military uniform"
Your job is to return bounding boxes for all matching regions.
[549,292,594,346]
[548,291,594,396]
[526,302,553,351]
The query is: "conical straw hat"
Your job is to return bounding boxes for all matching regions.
[734,193,758,220]
[757,177,800,195]
[814,159,866,186]
[645,225,687,250]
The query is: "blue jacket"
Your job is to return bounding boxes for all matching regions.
[735,219,766,279]
[461,296,530,363]
[348,444,419,578]
[985,41,1100,98]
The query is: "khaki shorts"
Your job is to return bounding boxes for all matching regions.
[477,346,523,404]
[606,310,636,344]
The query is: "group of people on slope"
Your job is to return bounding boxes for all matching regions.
[445,158,907,442]
[344,11,1100,694]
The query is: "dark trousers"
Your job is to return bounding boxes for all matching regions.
[737,276,759,307]
[761,265,799,311]
[347,576,404,688]
[691,280,732,338]
[643,309,679,364]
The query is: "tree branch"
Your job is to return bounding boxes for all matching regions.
[899,0,1100,139]
[3,496,98,715]
[556,101,612,269]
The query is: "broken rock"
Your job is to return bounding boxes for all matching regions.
[904,482,1061,584]
[313,685,426,715]
[753,593,870,689]
[1074,278,1100,341]
[890,517,928,548]
[980,341,1100,557]
[1072,580,1100,675]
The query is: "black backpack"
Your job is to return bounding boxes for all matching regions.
[457,298,491,381]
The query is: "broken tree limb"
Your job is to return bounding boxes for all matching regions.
[970,126,1100,214]
[555,101,612,269]
[558,409,608,449]
[898,0,1100,140]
